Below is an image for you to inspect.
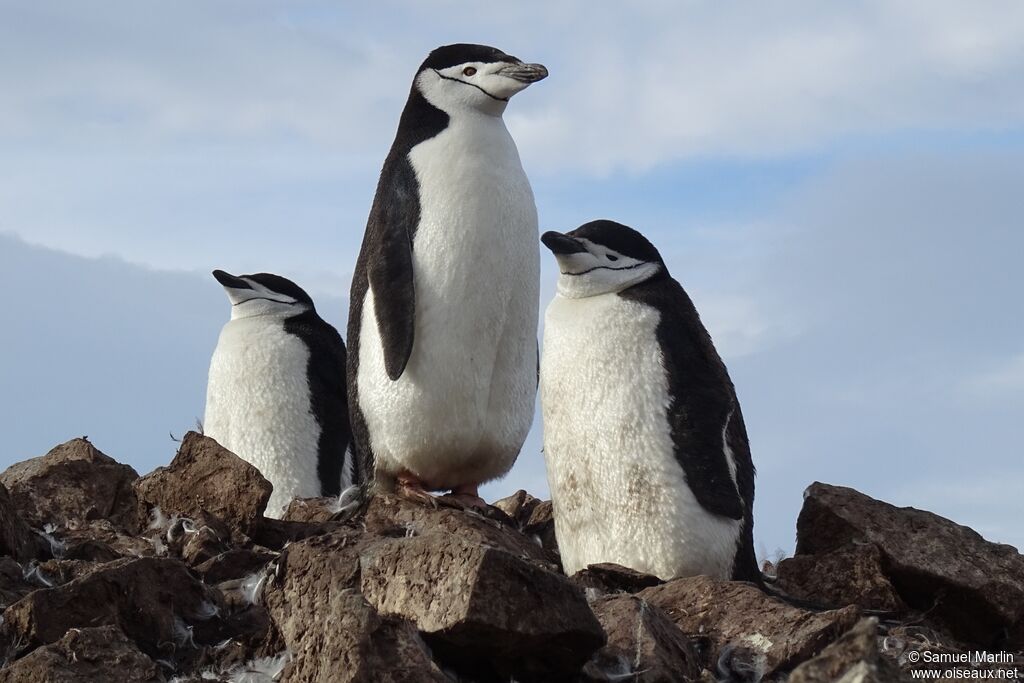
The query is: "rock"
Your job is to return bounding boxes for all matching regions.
[492,489,541,521]
[195,549,276,584]
[134,432,271,541]
[359,534,605,680]
[637,575,861,677]
[1,557,222,660]
[265,530,449,682]
[0,439,141,533]
[492,490,559,555]
[581,594,702,682]
[572,563,665,596]
[282,496,339,524]
[0,484,44,562]
[0,625,157,683]
[58,520,155,560]
[0,558,32,610]
[797,482,1024,647]
[34,559,102,586]
[775,543,907,612]
[787,618,899,683]
[364,494,556,570]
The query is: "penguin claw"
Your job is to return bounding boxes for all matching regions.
[395,473,437,508]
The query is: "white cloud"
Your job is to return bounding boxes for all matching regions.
[961,352,1024,397]
[3,1,1024,175]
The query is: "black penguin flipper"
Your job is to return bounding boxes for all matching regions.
[725,402,762,583]
[621,278,746,522]
[284,312,353,497]
[363,156,420,381]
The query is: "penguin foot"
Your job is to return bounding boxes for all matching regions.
[395,472,438,508]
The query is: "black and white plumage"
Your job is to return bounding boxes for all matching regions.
[347,44,547,505]
[539,220,760,582]
[204,270,355,518]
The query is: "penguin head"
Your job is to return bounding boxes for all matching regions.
[212,270,315,320]
[414,43,547,117]
[542,220,665,299]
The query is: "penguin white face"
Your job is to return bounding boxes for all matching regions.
[212,270,314,320]
[415,43,547,116]
[542,220,665,299]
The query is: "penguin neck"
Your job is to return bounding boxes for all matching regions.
[393,87,451,156]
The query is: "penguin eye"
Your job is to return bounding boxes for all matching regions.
[463,66,477,77]
[607,254,619,262]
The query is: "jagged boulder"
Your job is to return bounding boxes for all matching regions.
[0,484,44,563]
[359,534,605,680]
[775,543,906,612]
[0,625,157,683]
[265,529,449,682]
[134,432,272,542]
[572,563,665,596]
[787,618,899,683]
[582,594,702,682]
[638,575,861,678]
[492,489,559,555]
[0,439,141,533]
[1,557,223,660]
[796,482,1024,648]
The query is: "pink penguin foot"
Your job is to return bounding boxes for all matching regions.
[395,471,437,508]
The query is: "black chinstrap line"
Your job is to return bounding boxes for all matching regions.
[232,295,297,307]
[431,69,509,102]
[561,262,648,277]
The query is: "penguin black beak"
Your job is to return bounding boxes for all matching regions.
[212,269,253,290]
[497,61,548,83]
[541,231,587,255]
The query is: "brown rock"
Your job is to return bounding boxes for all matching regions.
[359,534,605,680]
[0,439,141,532]
[572,563,665,596]
[0,625,157,683]
[798,482,1024,647]
[582,594,702,682]
[134,432,272,541]
[265,530,449,682]
[0,558,32,610]
[0,484,44,562]
[492,489,541,521]
[281,496,338,524]
[33,559,102,586]
[1,557,222,659]
[637,575,861,677]
[776,543,907,612]
[788,618,900,683]
[365,494,556,570]
[195,549,276,584]
[59,519,155,560]
[492,490,559,555]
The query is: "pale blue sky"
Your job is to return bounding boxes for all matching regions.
[2,1,1023,555]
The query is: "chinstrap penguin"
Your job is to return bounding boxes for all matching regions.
[347,44,547,508]
[539,220,761,583]
[204,270,355,518]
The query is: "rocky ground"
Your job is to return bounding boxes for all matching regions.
[0,433,1021,682]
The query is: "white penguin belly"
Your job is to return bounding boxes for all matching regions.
[541,294,741,580]
[204,319,322,518]
[358,114,539,489]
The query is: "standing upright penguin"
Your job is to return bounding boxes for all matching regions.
[539,220,761,583]
[348,44,547,506]
[204,270,354,518]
